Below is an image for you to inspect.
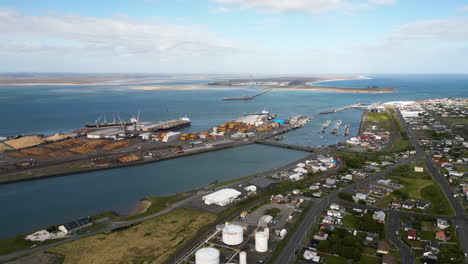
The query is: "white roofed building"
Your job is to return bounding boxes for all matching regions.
[202,188,242,206]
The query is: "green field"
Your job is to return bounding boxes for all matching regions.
[442,117,468,125]
[367,112,394,131]
[386,164,454,216]
[322,255,348,264]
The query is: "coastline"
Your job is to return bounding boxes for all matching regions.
[123,199,152,217]
[309,76,372,85]
[271,86,395,94]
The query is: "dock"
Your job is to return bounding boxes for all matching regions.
[255,140,316,152]
[222,89,272,101]
[319,103,366,114]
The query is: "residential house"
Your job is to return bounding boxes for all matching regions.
[415,200,431,210]
[377,239,391,255]
[402,200,415,209]
[407,229,418,241]
[435,231,450,241]
[372,211,386,223]
[437,219,449,229]
[314,231,329,241]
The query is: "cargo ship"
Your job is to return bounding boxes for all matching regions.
[85,114,139,128]
[154,116,191,131]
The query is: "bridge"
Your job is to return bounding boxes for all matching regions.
[255,140,317,152]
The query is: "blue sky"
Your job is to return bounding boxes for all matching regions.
[1,0,468,74]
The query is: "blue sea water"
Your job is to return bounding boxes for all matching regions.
[0,74,467,238]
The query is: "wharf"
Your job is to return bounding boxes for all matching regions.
[319,103,366,114]
[222,89,272,101]
[255,140,316,152]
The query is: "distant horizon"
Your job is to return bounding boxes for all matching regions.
[1,0,467,73]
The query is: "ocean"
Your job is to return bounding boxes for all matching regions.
[0,74,466,238]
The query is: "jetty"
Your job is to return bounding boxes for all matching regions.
[222,89,272,101]
[255,139,316,152]
[319,103,366,114]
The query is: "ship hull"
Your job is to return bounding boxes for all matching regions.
[84,122,133,128]
[156,122,191,131]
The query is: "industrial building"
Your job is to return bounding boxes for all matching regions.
[58,216,93,234]
[86,128,125,140]
[202,188,242,206]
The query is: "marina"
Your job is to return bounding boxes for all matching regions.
[344,124,350,136]
[321,120,331,133]
[331,120,342,134]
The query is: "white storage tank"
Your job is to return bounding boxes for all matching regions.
[222,224,244,245]
[239,251,247,264]
[195,247,220,264]
[255,228,269,252]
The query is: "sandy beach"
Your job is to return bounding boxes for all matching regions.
[124,199,152,217]
[272,86,396,94]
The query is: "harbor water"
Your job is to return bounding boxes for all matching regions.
[0,74,467,238]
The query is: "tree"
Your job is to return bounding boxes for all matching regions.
[317,240,331,252]
[339,192,353,202]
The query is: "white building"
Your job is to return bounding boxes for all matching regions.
[437,219,449,229]
[202,188,242,206]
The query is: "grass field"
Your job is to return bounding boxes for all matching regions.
[386,164,454,216]
[49,209,215,264]
[322,255,348,264]
[442,117,468,125]
[367,112,394,131]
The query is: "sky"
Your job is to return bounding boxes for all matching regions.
[1,0,468,74]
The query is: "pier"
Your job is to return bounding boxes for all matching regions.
[255,140,316,152]
[319,103,366,114]
[222,89,272,101]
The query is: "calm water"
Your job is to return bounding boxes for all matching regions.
[0,74,467,238]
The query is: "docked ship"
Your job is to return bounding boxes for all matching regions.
[85,113,191,131]
[85,115,135,128]
[155,116,191,131]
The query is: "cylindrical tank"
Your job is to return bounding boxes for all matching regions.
[239,251,247,264]
[255,229,269,252]
[222,224,244,245]
[195,247,220,264]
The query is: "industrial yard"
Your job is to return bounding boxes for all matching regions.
[0,111,311,183]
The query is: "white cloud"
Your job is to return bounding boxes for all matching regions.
[389,17,468,41]
[211,0,397,14]
[0,7,244,57]
[210,7,232,13]
[459,5,468,12]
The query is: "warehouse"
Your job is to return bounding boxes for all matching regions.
[202,188,242,206]
[87,128,125,140]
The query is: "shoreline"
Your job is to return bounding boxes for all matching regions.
[271,86,396,94]
[309,76,372,85]
[123,199,152,217]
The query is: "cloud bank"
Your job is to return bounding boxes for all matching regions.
[0,7,243,57]
[211,0,396,13]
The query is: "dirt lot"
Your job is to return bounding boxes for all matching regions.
[48,209,215,264]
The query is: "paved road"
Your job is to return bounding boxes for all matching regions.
[386,211,415,264]
[0,148,318,263]
[273,158,416,264]
[395,109,468,260]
